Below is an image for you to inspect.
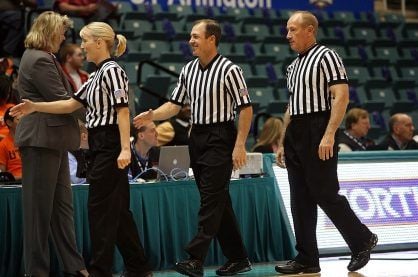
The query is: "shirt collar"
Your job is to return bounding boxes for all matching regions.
[199,53,220,71]
[298,43,319,59]
[96,57,114,70]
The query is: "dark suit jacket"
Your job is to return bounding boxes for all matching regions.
[16,49,80,151]
[377,135,418,150]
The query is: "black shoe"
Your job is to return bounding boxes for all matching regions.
[174,259,203,277]
[347,233,378,272]
[275,260,321,274]
[215,258,252,276]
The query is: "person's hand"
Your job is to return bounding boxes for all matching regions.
[9,99,36,118]
[276,145,286,168]
[117,148,131,169]
[318,133,335,161]
[133,109,153,129]
[232,144,247,170]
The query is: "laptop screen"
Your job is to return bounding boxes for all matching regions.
[157,145,190,181]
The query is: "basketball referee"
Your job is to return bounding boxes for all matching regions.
[275,11,377,274]
[134,19,253,277]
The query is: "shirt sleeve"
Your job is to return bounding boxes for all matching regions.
[225,65,252,108]
[170,66,188,106]
[0,142,7,166]
[105,65,129,108]
[321,50,349,86]
[73,72,94,107]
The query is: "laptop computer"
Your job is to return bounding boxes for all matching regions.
[157,145,190,181]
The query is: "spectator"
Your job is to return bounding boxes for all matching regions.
[156,103,191,146]
[0,0,37,57]
[68,120,89,184]
[59,43,89,93]
[54,0,117,23]
[0,106,21,180]
[377,113,418,150]
[338,108,375,152]
[0,75,15,140]
[0,57,20,104]
[129,121,159,181]
[251,116,283,153]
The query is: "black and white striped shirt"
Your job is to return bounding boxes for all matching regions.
[74,59,129,129]
[170,54,251,125]
[286,44,348,116]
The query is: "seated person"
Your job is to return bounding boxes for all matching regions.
[0,0,37,57]
[338,108,375,152]
[377,113,418,150]
[129,121,160,181]
[0,106,21,180]
[251,116,283,153]
[58,43,89,93]
[156,103,191,146]
[53,0,117,23]
[0,75,14,140]
[68,120,89,184]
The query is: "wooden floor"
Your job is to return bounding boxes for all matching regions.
[145,251,418,277]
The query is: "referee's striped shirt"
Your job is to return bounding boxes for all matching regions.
[170,54,252,125]
[74,58,129,129]
[286,44,348,116]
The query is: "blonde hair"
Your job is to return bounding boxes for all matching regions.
[25,11,73,51]
[252,117,283,152]
[80,22,127,57]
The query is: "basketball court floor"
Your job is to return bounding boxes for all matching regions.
[146,251,418,277]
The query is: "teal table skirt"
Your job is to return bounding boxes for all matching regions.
[0,176,295,276]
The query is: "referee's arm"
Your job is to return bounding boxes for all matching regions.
[133,102,181,128]
[233,105,253,170]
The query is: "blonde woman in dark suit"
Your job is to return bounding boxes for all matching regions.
[15,11,88,277]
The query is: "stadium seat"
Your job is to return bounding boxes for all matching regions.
[372,42,400,64]
[250,86,277,112]
[349,25,378,44]
[137,75,172,109]
[120,14,155,37]
[121,62,140,84]
[346,65,371,85]
[330,11,356,26]
[396,60,418,81]
[364,80,396,111]
[260,37,292,63]
[401,23,418,40]
[380,13,405,29]
[140,40,171,60]
[241,22,276,40]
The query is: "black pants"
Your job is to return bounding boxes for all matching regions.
[87,126,151,277]
[284,112,372,266]
[185,122,247,262]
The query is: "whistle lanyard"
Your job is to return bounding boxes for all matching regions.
[131,142,150,172]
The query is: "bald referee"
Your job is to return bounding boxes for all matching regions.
[134,19,253,277]
[275,11,377,274]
